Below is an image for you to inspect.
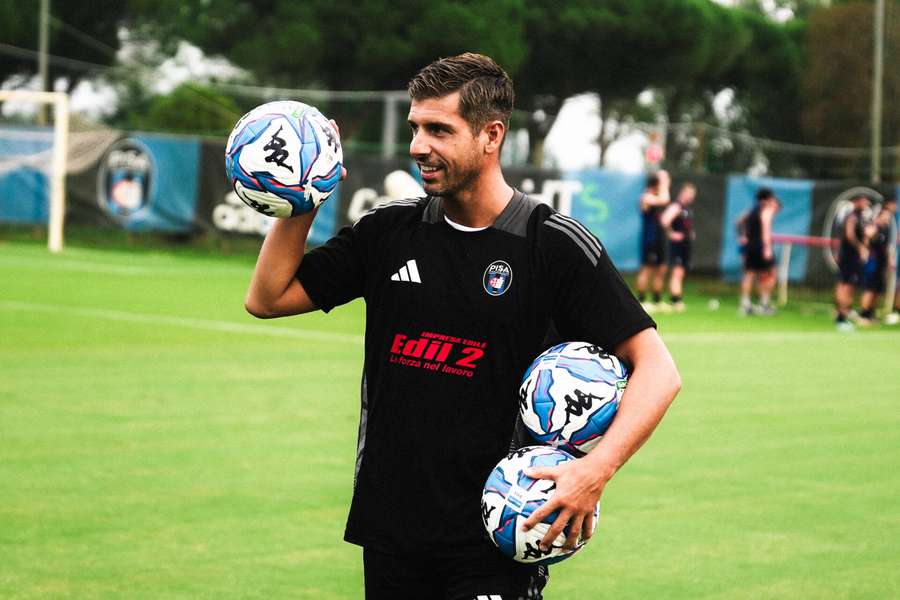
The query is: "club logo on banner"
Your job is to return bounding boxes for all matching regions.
[97,138,155,221]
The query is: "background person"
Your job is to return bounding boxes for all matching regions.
[858,206,893,324]
[660,182,697,312]
[834,193,871,331]
[739,188,779,316]
[635,170,671,312]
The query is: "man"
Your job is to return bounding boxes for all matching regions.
[879,195,900,325]
[834,193,871,331]
[635,170,671,312]
[660,182,697,312]
[245,53,680,599]
[860,195,897,324]
[739,188,779,316]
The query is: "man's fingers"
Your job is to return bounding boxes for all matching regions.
[563,514,585,551]
[539,509,571,550]
[521,497,558,531]
[524,467,556,481]
[582,511,595,541]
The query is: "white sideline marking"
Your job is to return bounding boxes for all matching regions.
[662,330,898,343]
[0,253,251,276]
[1,300,895,345]
[0,300,365,345]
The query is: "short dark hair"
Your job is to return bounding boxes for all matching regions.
[408,53,514,133]
[756,187,775,202]
[884,194,897,204]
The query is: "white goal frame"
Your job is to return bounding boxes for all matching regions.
[0,90,69,253]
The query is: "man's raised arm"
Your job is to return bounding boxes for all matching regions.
[245,213,319,318]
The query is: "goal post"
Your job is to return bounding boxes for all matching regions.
[0,90,69,253]
[772,234,837,306]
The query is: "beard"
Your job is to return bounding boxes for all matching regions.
[426,149,482,197]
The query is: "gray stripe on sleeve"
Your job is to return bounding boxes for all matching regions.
[544,220,599,266]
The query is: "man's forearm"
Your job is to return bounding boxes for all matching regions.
[581,330,680,483]
[245,213,316,317]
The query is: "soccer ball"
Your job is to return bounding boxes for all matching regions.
[225,100,342,218]
[518,342,628,455]
[481,445,598,565]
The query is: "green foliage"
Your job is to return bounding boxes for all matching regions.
[124,0,527,89]
[130,83,243,136]
[0,0,123,89]
[802,1,900,151]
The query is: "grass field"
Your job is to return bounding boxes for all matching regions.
[2,238,899,599]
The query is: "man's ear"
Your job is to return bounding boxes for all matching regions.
[482,120,506,155]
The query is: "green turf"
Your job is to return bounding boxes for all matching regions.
[1,239,898,599]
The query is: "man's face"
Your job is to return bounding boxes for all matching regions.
[408,92,484,197]
[677,186,696,205]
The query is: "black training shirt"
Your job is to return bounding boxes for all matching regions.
[296,190,654,552]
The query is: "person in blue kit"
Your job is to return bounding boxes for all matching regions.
[634,169,671,312]
[243,52,681,599]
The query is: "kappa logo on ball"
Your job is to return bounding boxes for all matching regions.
[483,260,513,296]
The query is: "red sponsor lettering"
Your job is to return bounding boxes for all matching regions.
[388,330,487,378]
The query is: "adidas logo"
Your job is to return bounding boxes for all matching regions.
[390,259,421,283]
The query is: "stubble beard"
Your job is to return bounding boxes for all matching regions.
[428,150,482,199]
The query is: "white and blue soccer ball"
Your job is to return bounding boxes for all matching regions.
[519,342,628,455]
[481,446,599,565]
[225,100,342,218]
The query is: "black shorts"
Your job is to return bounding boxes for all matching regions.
[744,244,774,272]
[862,260,886,293]
[641,239,666,266]
[837,257,863,286]
[669,242,691,269]
[363,541,547,600]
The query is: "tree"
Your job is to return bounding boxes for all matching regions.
[801,1,900,151]
[0,0,124,91]
[517,0,750,165]
[125,83,242,136]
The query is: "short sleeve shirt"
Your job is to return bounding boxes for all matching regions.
[296,190,654,552]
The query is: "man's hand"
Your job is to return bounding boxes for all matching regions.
[669,231,685,242]
[330,119,348,181]
[657,170,671,188]
[520,456,610,551]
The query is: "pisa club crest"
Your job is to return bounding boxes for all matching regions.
[97,138,155,220]
[483,260,513,296]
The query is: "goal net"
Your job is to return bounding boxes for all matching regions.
[0,90,69,253]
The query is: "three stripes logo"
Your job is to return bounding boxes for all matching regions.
[544,213,604,267]
[390,259,421,283]
[475,596,503,600]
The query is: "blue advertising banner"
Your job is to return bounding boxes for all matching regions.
[566,169,646,272]
[719,175,814,281]
[0,128,51,224]
[95,135,199,232]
